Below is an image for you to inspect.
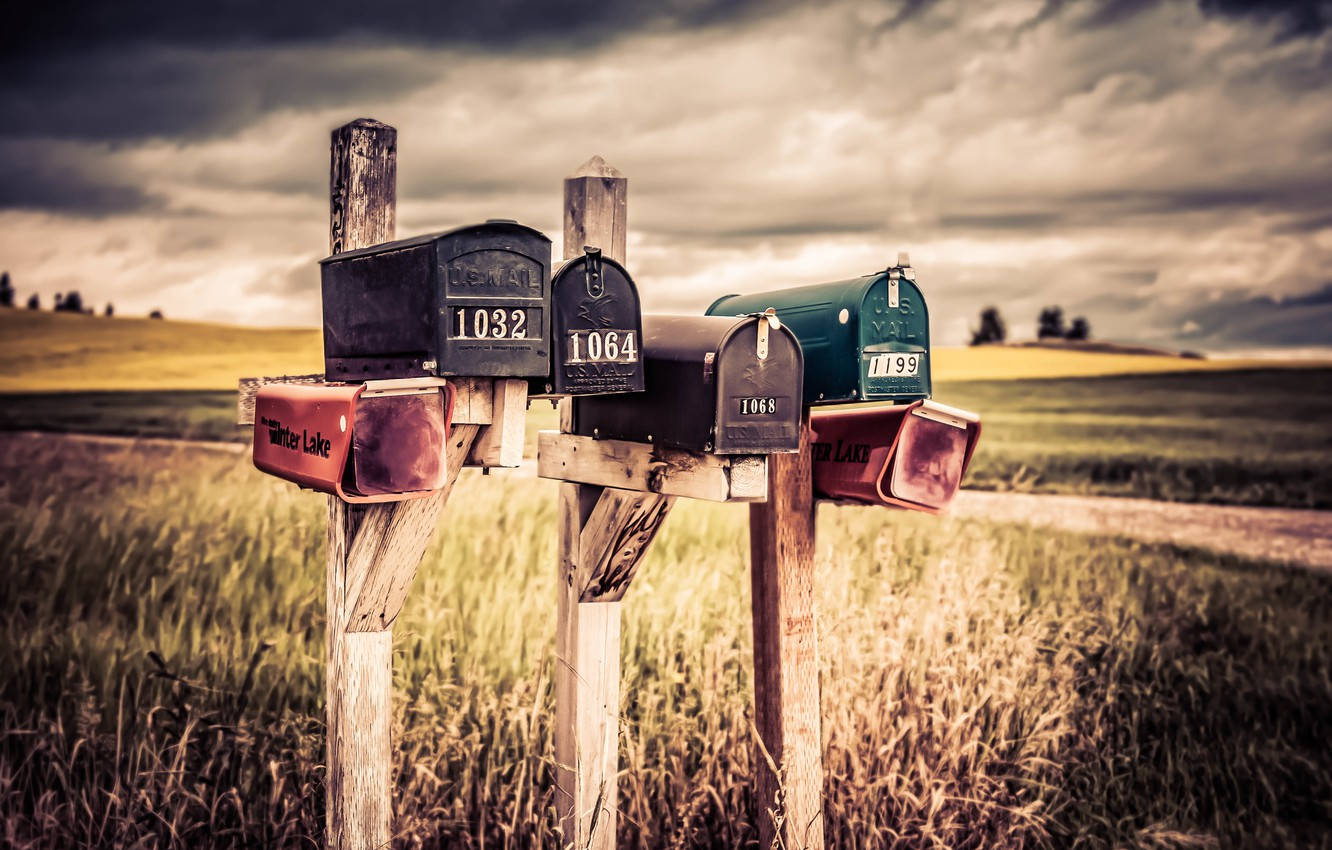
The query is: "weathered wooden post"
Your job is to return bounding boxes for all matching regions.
[749,428,824,848]
[554,155,641,849]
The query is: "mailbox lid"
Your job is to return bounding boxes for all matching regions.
[435,221,552,378]
[571,314,803,453]
[706,267,932,403]
[545,250,645,395]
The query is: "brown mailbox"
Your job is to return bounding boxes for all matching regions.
[810,400,980,513]
[253,379,455,503]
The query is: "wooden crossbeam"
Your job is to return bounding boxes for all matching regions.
[538,430,767,503]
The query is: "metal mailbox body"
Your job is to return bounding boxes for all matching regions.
[253,380,455,503]
[570,313,804,454]
[536,248,645,396]
[706,261,931,404]
[810,400,980,513]
[321,221,552,381]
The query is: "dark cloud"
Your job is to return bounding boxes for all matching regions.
[1178,283,1332,346]
[1198,0,1332,37]
[2,0,812,63]
[0,142,161,216]
[939,212,1065,231]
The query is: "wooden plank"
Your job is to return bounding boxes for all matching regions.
[343,424,480,632]
[237,374,495,426]
[538,430,768,503]
[748,414,825,849]
[578,488,673,603]
[325,117,396,850]
[466,378,526,468]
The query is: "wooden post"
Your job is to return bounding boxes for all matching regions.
[749,415,825,849]
[555,156,639,849]
[326,118,396,850]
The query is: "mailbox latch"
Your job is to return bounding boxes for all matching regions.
[754,307,780,360]
[583,246,604,298]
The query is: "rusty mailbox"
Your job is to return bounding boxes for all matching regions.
[321,220,552,381]
[570,312,804,454]
[706,254,930,404]
[253,378,455,503]
[810,400,980,513]
[533,246,645,396]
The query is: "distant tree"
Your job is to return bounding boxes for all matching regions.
[26,294,39,310]
[149,309,165,319]
[0,272,12,307]
[1065,316,1091,341]
[1037,306,1065,340]
[969,306,1007,345]
[53,293,63,311]
[104,303,114,317]
[56,290,85,313]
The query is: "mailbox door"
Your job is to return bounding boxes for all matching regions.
[857,272,931,401]
[437,222,551,377]
[548,252,645,395]
[322,240,436,381]
[712,317,804,453]
[348,383,454,498]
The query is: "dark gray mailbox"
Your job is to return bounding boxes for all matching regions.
[570,313,804,454]
[705,254,930,404]
[321,220,552,380]
[534,247,645,396]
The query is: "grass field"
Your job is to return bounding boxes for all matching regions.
[4,367,1329,508]
[0,437,1329,848]
[1,309,1323,392]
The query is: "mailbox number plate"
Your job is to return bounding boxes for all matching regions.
[450,306,537,340]
[866,352,924,377]
[565,329,639,365]
[737,396,778,415]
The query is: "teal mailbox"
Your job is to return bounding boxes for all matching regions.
[706,254,930,404]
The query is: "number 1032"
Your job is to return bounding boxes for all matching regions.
[453,307,529,340]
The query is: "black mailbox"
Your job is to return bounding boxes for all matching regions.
[570,313,804,454]
[321,220,551,380]
[533,247,645,396]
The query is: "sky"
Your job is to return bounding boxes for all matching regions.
[2,0,1329,350]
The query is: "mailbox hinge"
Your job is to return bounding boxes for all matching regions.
[583,246,604,298]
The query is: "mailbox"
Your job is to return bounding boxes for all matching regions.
[706,254,930,404]
[253,379,455,503]
[809,400,980,513]
[321,220,552,381]
[533,247,645,396]
[570,313,804,454]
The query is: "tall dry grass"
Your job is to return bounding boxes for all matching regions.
[0,436,1329,848]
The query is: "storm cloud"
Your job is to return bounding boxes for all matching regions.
[1,0,1329,349]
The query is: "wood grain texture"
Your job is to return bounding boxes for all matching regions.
[578,488,673,602]
[344,424,480,632]
[537,430,768,502]
[748,415,825,849]
[466,378,526,468]
[326,117,395,850]
[555,483,623,850]
[564,156,627,264]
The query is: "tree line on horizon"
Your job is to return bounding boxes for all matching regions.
[0,271,164,319]
[971,305,1090,346]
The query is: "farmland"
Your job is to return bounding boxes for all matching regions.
[0,435,1329,848]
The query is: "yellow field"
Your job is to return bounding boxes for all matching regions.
[0,309,1323,391]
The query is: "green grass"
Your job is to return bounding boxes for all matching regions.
[4,367,1330,507]
[1,437,1329,848]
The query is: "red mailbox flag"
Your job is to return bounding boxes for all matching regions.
[253,379,455,503]
[810,400,980,513]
